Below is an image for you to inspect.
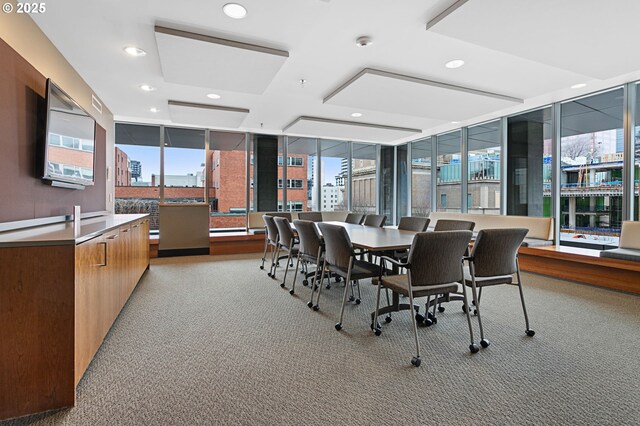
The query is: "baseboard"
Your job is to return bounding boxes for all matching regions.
[158,248,210,257]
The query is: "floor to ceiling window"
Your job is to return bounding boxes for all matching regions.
[114,123,161,230]
[162,127,206,205]
[507,107,552,217]
[635,83,640,221]
[209,131,247,229]
[380,145,394,221]
[286,137,315,212]
[319,139,348,211]
[560,88,624,249]
[396,144,408,222]
[468,121,501,215]
[436,131,462,212]
[411,138,432,216]
[352,143,377,214]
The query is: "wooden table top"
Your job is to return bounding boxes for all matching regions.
[320,221,417,251]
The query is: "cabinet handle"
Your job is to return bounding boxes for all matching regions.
[107,234,118,240]
[132,225,139,229]
[97,241,107,266]
[122,228,129,233]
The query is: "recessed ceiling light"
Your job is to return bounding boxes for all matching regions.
[356,36,373,47]
[351,112,363,118]
[206,93,221,99]
[571,83,587,89]
[150,107,159,113]
[124,46,146,57]
[451,121,460,124]
[139,84,155,92]
[445,59,465,69]
[223,3,247,19]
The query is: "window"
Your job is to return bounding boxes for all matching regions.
[320,139,348,211]
[411,138,432,216]
[436,131,461,212]
[634,83,640,221]
[507,107,552,217]
[468,121,501,215]
[560,88,623,248]
[163,127,205,205]
[352,143,377,214]
[277,179,304,189]
[441,193,447,208]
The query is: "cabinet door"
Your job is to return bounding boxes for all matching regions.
[75,235,107,384]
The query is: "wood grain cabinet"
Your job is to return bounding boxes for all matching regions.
[0,215,150,421]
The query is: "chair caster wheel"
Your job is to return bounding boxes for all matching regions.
[470,344,480,354]
[325,285,331,289]
[526,329,535,337]
[307,301,313,308]
[438,306,445,313]
[335,277,341,283]
[432,317,437,325]
[303,280,309,286]
[260,265,264,270]
[385,316,392,324]
[424,319,433,327]
[374,328,381,336]
[411,357,421,367]
[480,339,490,348]
[473,309,478,316]
[427,312,434,320]
[348,295,355,302]
[280,282,285,288]
[290,263,294,267]
[313,305,319,311]
[289,289,294,295]
[335,323,342,331]
[355,299,361,305]
[462,305,468,313]
[268,273,272,278]
[415,313,425,323]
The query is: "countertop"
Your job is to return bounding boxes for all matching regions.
[0,214,148,248]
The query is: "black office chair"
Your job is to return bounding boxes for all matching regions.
[316,223,380,331]
[273,217,299,288]
[260,212,292,271]
[433,219,475,232]
[297,212,323,222]
[373,230,476,367]
[290,219,325,300]
[363,214,386,227]
[465,228,535,349]
[344,213,364,224]
[398,216,430,232]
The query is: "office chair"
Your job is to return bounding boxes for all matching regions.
[344,213,364,224]
[362,214,386,227]
[373,230,476,367]
[260,212,292,271]
[316,223,380,330]
[464,228,535,349]
[291,219,326,302]
[297,212,323,222]
[273,217,298,287]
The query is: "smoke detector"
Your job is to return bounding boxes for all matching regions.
[355,36,373,47]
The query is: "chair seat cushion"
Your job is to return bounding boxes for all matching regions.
[600,248,640,262]
[463,267,513,287]
[328,259,380,280]
[373,275,458,298]
[521,238,553,247]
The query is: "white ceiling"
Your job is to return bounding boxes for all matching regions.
[30,0,640,145]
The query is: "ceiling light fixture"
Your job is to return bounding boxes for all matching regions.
[445,59,465,69]
[206,93,221,99]
[223,3,247,19]
[150,107,159,113]
[571,83,587,89]
[451,121,460,124]
[355,36,373,47]
[351,112,363,118]
[139,84,156,92]
[124,46,146,57]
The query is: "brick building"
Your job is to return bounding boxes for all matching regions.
[114,147,131,186]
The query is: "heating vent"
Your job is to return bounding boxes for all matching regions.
[91,94,102,114]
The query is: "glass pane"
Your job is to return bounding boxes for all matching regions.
[319,140,348,211]
[114,123,161,231]
[560,88,623,249]
[635,83,640,221]
[380,145,394,220]
[286,137,315,212]
[468,121,501,215]
[436,130,461,212]
[507,107,553,217]
[396,144,408,222]
[209,131,247,229]
[352,143,377,214]
[411,138,432,216]
[163,127,206,205]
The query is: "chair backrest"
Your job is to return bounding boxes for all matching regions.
[317,223,354,271]
[344,213,364,224]
[407,231,473,286]
[263,215,279,243]
[267,212,292,220]
[470,228,528,277]
[293,219,323,258]
[434,219,475,232]
[398,216,430,232]
[297,212,323,222]
[619,221,640,250]
[363,214,386,227]
[273,217,295,249]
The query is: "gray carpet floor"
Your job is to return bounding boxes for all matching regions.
[6,254,640,426]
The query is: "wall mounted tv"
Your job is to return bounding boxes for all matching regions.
[42,79,96,189]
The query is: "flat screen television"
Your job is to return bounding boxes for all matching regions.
[42,79,96,189]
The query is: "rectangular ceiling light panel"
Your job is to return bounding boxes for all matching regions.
[284,116,421,143]
[168,100,249,128]
[324,69,521,121]
[155,26,289,94]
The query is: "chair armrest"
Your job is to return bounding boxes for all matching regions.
[379,255,410,269]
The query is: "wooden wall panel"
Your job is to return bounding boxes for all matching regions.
[0,37,106,223]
